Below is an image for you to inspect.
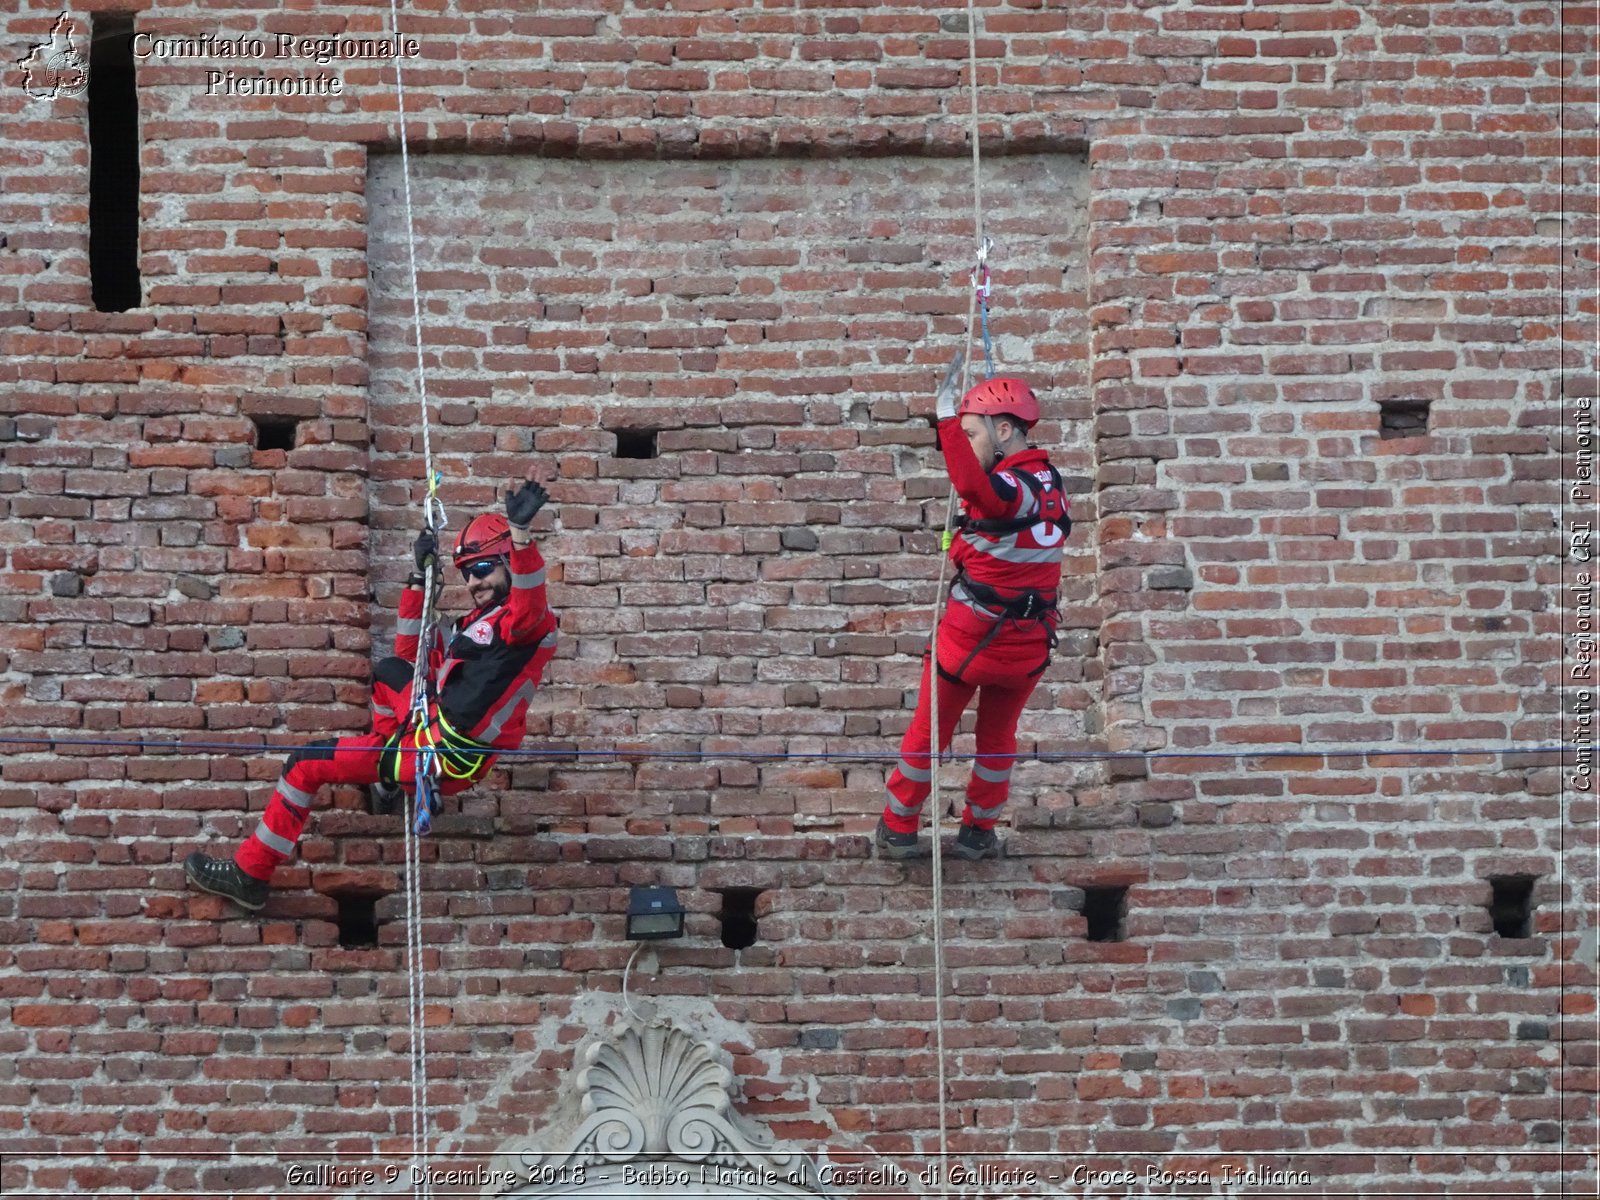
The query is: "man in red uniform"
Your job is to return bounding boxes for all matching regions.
[184,474,559,911]
[877,360,1070,861]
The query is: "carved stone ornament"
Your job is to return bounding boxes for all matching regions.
[492,1017,832,1198]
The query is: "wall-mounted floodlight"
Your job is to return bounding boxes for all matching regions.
[626,886,685,941]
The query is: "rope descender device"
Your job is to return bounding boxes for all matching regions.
[970,237,997,381]
[403,533,446,839]
[413,742,439,837]
[969,235,994,299]
[423,468,448,535]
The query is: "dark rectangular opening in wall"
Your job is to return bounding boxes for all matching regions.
[615,429,658,460]
[1378,399,1430,440]
[90,14,141,313]
[251,415,298,452]
[1488,875,1537,939]
[336,894,379,948]
[1083,886,1128,943]
[714,888,762,950]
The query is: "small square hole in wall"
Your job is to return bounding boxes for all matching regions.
[336,893,379,948]
[1378,399,1430,440]
[1083,886,1128,943]
[1488,875,1537,939]
[251,415,299,452]
[715,887,762,950]
[614,429,658,460]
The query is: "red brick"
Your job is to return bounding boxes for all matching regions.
[0,12,1579,1187]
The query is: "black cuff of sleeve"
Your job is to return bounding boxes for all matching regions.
[406,573,426,588]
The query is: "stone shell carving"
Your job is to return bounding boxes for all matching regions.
[496,1017,828,1198]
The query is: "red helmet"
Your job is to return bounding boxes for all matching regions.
[453,513,512,568]
[958,377,1040,429]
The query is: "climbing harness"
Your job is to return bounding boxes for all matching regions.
[381,695,495,832]
[940,572,1058,685]
[418,711,496,782]
[953,463,1070,539]
[398,558,445,838]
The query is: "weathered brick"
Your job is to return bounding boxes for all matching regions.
[0,4,1580,1188]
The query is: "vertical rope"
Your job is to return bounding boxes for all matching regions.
[382,4,435,1195]
[922,0,991,1185]
[964,0,986,258]
[402,792,427,1200]
[385,0,438,520]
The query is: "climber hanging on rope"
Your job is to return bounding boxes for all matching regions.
[184,468,560,912]
[876,357,1070,862]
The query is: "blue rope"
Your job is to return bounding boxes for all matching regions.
[0,734,1571,765]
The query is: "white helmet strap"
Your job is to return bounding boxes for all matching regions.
[982,415,1006,468]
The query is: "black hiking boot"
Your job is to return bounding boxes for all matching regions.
[875,818,928,860]
[184,852,270,912]
[952,823,1002,861]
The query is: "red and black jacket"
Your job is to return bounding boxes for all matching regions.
[938,416,1070,628]
[394,541,558,750]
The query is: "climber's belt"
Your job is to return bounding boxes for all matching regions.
[379,711,495,785]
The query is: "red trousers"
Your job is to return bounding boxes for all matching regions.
[880,611,1049,834]
[234,661,490,881]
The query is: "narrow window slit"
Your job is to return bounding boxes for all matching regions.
[90,14,141,313]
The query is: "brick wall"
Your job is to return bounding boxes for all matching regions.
[0,0,1594,1194]
[365,151,1098,820]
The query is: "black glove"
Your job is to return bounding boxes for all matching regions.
[413,530,437,574]
[505,479,550,530]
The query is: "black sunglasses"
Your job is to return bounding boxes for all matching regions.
[461,559,501,581]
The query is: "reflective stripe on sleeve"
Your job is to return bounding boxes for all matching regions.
[476,678,538,745]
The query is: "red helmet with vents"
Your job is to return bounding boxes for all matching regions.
[958,377,1040,429]
[453,513,512,568]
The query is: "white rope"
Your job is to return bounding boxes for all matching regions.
[964,0,987,260]
[923,0,992,1187]
[621,943,649,1025]
[403,791,430,1200]
[382,3,437,1195]
[386,0,444,537]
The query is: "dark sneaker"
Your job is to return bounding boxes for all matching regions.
[876,818,928,860]
[183,851,269,912]
[952,824,1002,861]
[369,781,404,816]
